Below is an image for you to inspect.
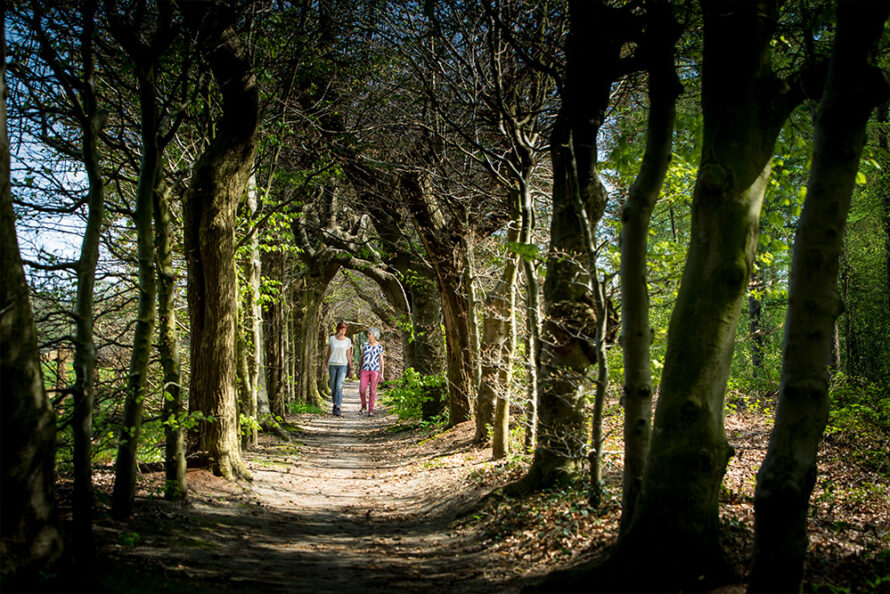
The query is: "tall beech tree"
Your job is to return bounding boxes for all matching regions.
[108,0,177,521]
[0,20,64,579]
[749,3,890,591]
[538,2,825,590]
[508,0,628,494]
[27,2,107,554]
[399,171,476,424]
[181,0,258,480]
[618,0,683,531]
[154,184,187,498]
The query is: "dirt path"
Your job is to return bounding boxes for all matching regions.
[97,382,530,593]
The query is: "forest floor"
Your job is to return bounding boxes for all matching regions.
[71,382,889,593]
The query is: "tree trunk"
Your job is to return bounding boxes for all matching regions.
[588,278,610,507]
[400,173,473,425]
[154,186,186,500]
[263,250,285,419]
[476,192,521,450]
[491,235,519,459]
[181,1,258,481]
[243,177,261,446]
[522,259,541,452]
[507,0,618,495]
[288,292,298,405]
[411,278,448,419]
[69,3,105,554]
[569,2,812,590]
[283,294,293,407]
[236,299,252,450]
[749,284,764,380]
[112,61,161,521]
[0,27,65,577]
[750,4,890,591]
[840,250,858,375]
[619,0,680,531]
[463,232,482,395]
[295,262,339,406]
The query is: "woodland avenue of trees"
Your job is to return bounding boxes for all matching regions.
[2,1,890,593]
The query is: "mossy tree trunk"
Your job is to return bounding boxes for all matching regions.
[401,172,473,425]
[543,2,818,590]
[509,0,621,494]
[295,261,340,407]
[110,3,174,520]
[154,185,186,500]
[0,27,65,578]
[750,4,890,591]
[476,190,521,450]
[181,0,257,481]
[618,1,681,531]
[33,3,109,553]
[262,249,285,418]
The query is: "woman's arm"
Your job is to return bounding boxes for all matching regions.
[379,351,384,380]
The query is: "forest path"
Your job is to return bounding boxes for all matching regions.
[99,381,529,593]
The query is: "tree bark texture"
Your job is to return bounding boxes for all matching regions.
[242,177,262,446]
[401,173,473,425]
[491,242,519,460]
[511,0,618,494]
[154,186,186,500]
[295,261,340,406]
[749,4,890,591]
[410,277,448,419]
[68,3,105,553]
[476,193,521,450]
[236,299,252,450]
[0,27,65,576]
[262,249,285,418]
[591,2,811,590]
[112,52,163,522]
[463,232,482,395]
[181,1,258,481]
[619,1,681,531]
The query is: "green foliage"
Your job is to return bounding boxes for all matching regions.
[288,401,325,415]
[119,530,141,547]
[239,413,262,436]
[827,373,890,437]
[394,313,415,343]
[506,240,540,263]
[383,368,447,420]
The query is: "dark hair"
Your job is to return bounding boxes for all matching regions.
[336,321,348,330]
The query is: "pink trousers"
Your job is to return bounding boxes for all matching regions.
[359,369,381,412]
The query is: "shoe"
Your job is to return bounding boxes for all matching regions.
[368,411,374,417]
[334,406,342,417]
[358,407,366,415]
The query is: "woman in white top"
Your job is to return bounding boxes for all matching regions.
[324,321,353,417]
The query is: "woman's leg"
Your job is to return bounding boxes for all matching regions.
[359,370,370,410]
[328,364,337,404]
[368,370,381,413]
[330,365,346,409]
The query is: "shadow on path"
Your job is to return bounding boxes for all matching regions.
[95,382,532,593]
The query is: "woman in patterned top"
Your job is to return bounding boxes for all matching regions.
[358,327,385,417]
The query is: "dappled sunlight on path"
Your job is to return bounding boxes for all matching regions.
[96,381,531,593]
